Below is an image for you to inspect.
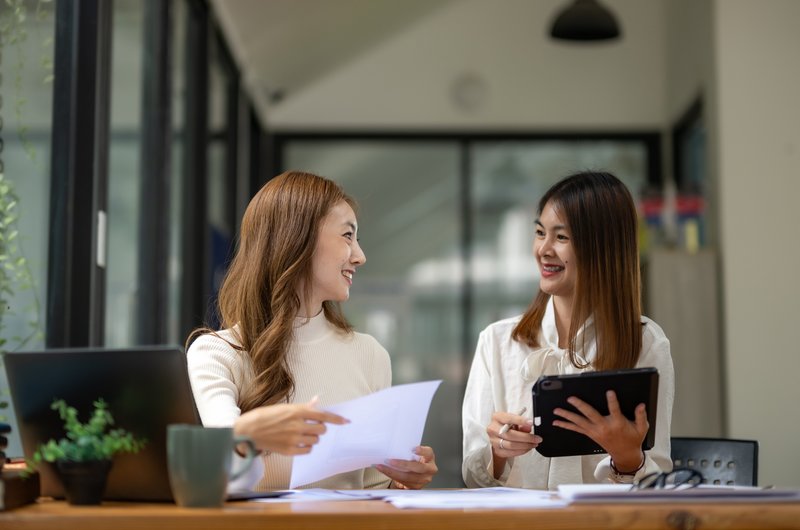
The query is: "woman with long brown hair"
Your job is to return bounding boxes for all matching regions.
[188,171,437,490]
[462,171,674,489]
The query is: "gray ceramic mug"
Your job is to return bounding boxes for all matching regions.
[167,424,258,507]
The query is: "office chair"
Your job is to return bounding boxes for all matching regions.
[670,437,759,486]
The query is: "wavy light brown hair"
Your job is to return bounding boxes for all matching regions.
[189,171,355,412]
[511,171,643,371]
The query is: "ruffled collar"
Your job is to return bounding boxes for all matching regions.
[520,297,596,382]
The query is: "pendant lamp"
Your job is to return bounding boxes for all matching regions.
[550,0,621,42]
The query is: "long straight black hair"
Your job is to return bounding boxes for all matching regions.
[512,171,643,370]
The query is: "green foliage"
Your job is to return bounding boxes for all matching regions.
[0,0,55,161]
[0,0,47,349]
[24,399,147,475]
[0,171,41,421]
[0,173,41,350]
[0,0,51,419]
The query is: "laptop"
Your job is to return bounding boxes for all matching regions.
[4,346,202,501]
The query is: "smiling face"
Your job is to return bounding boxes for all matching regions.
[303,201,366,316]
[534,200,577,303]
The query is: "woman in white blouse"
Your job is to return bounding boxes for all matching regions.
[462,171,674,490]
[187,171,437,490]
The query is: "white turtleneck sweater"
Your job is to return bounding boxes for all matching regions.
[186,312,392,490]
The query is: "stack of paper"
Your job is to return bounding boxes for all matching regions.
[379,487,566,509]
[251,488,566,508]
[558,483,800,503]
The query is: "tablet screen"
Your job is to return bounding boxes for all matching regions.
[531,367,659,457]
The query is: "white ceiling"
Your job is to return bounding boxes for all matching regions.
[210,1,670,130]
[211,0,454,112]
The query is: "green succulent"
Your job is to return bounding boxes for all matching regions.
[24,399,146,475]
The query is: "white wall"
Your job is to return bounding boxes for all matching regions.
[660,0,725,437]
[663,1,800,488]
[664,0,712,122]
[269,0,666,130]
[714,0,800,488]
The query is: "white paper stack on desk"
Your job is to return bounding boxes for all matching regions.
[558,484,800,503]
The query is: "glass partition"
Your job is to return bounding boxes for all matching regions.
[284,141,465,487]
[207,47,232,319]
[0,0,55,457]
[167,0,187,345]
[281,136,654,486]
[105,0,144,346]
[468,141,649,343]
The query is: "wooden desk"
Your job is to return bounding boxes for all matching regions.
[3,498,800,530]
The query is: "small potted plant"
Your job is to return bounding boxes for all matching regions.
[24,398,146,505]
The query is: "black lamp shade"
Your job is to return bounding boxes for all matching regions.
[550,0,621,41]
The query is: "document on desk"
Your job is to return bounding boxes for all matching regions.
[558,483,800,503]
[251,489,370,502]
[380,487,567,509]
[289,380,442,488]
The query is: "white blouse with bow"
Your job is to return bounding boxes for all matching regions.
[461,297,674,490]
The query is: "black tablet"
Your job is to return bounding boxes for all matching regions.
[531,367,659,458]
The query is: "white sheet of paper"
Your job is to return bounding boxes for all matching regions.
[251,489,370,502]
[289,380,442,488]
[383,487,567,509]
[557,483,800,503]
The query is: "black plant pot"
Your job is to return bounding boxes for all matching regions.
[56,459,113,505]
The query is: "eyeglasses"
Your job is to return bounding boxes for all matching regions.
[631,468,704,491]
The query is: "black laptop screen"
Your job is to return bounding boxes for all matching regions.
[4,346,201,501]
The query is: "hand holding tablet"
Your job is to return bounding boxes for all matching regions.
[531,367,659,458]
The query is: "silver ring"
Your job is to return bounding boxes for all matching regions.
[499,438,505,450]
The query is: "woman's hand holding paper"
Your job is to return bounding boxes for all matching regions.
[375,445,438,489]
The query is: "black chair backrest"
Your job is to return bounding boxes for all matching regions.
[670,437,758,486]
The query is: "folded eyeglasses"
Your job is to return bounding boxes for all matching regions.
[631,468,704,491]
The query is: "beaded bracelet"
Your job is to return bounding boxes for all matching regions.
[609,452,645,483]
